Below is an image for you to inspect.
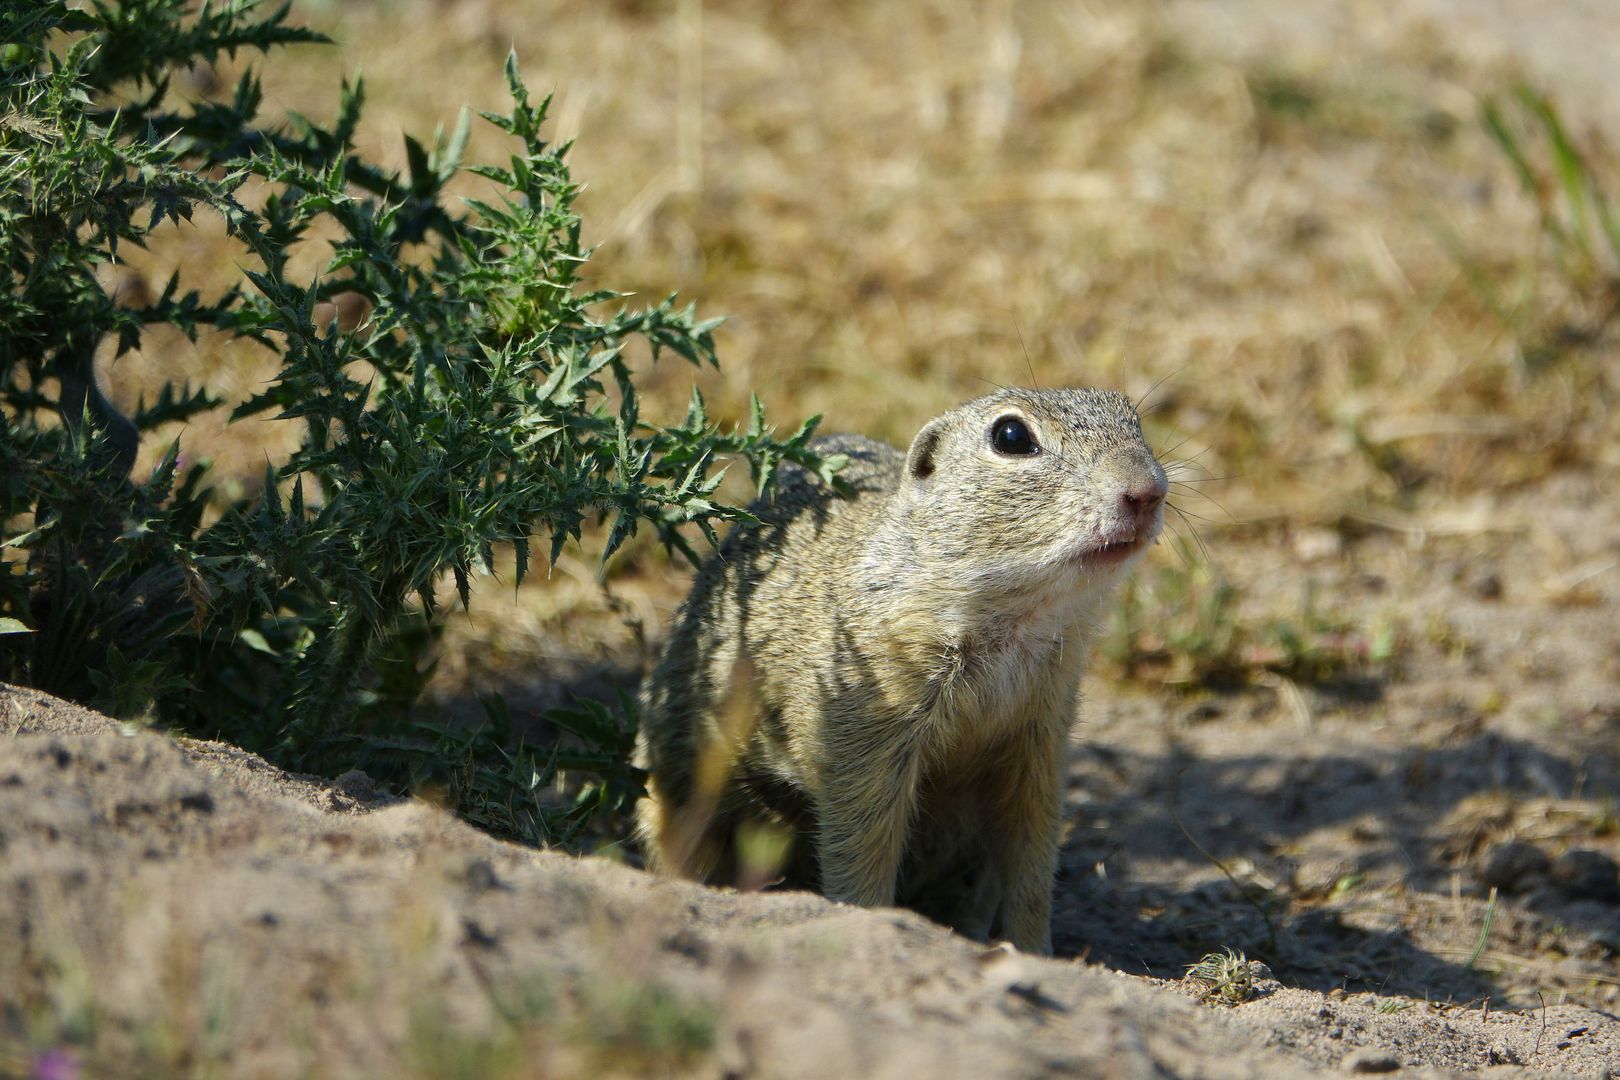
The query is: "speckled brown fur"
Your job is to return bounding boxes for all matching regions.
[635,388,1166,953]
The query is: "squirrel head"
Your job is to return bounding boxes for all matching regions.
[894,387,1167,598]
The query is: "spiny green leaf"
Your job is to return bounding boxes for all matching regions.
[3,2,836,849]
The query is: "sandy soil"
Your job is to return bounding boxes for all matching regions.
[2,666,1616,1079]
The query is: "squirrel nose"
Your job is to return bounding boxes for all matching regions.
[1120,471,1168,526]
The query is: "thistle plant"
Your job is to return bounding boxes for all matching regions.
[0,0,839,843]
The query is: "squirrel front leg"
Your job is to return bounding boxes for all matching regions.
[989,724,1066,955]
[814,737,923,907]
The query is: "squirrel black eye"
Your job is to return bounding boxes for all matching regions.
[989,416,1039,456]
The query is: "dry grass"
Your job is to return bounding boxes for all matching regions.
[1185,947,1261,1006]
[92,0,1620,695]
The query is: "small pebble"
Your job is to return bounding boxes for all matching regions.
[1294,528,1344,561]
[1472,571,1503,600]
[462,857,504,893]
[1342,1048,1400,1073]
[333,769,378,800]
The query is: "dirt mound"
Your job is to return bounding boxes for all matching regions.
[2,683,1614,1077]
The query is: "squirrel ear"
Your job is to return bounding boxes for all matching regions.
[905,420,943,481]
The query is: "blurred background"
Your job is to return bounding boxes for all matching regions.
[97,0,1620,706]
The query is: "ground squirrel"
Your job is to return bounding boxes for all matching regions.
[635,387,1167,953]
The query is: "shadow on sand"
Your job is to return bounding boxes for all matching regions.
[1053,719,1620,1004]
